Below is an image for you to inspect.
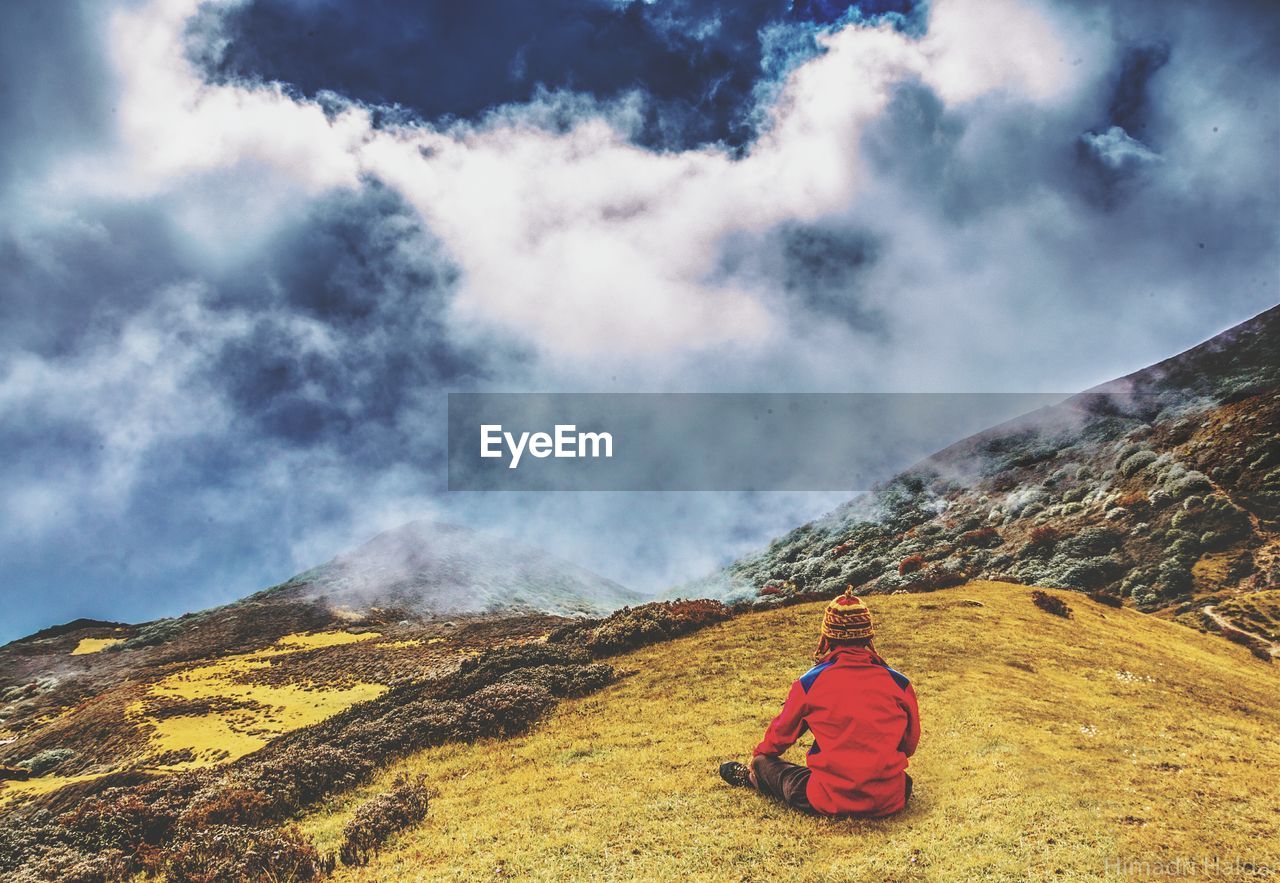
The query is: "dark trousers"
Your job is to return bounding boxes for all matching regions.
[750,756,913,815]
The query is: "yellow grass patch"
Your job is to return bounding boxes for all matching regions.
[70,637,123,655]
[303,582,1280,882]
[0,772,106,800]
[273,630,381,651]
[128,630,386,771]
[3,631,391,803]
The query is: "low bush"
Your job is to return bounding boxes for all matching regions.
[19,749,75,777]
[465,682,557,738]
[958,527,1001,549]
[898,554,925,576]
[1060,553,1128,589]
[338,775,430,866]
[1058,527,1123,558]
[1031,591,1072,618]
[179,788,274,830]
[1087,590,1124,609]
[163,825,329,883]
[1118,449,1158,477]
[6,846,129,883]
[1030,525,1060,546]
[550,600,732,657]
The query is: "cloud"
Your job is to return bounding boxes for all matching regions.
[0,0,1277,640]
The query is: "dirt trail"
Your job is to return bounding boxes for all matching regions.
[1202,605,1280,658]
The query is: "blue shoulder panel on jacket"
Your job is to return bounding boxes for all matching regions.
[798,660,834,693]
[884,666,911,691]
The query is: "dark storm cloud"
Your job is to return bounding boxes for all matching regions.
[0,204,191,359]
[205,185,487,451]
[1106,42,1170,137]
[1,0,1278,643]
[0,185,508,641]
[200,0,921,151]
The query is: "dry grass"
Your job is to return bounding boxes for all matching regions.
[69,637,125,655]
[1,630,389,804]
[301,582,1280,882]
[1215,591,1280,643]
[128,630,388,771]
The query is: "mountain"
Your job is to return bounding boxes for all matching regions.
[280,520,644,619]
[295,582,1280,879]
[0,520,641,836]
[1,310,1276,880]
[691,306,1279,655]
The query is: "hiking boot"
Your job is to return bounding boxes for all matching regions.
[719,761,752,788]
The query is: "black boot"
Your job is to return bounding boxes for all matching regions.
[719,761,752,788]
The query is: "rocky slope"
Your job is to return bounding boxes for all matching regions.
[690,305,1279,653]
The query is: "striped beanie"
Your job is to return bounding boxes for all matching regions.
[821,586,874,641]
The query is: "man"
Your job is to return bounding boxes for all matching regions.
[719,587,920,817]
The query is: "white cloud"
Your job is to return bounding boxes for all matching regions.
[37,0,1104,364]
[919,0,1101,105]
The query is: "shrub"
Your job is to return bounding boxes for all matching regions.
[179,788,274,830]
[1118,449,1158,477]
[120,618,185,650]
[466,682,556,738]
[1062,485,1090,503]
[1027,526,1060,551]
[236,746,376,813]
[6,847,129,883]
[1087,590,1124,609]
[958,527,1001,549]
[1031,591,1072,618]
[1156,559,1193,596]
[339,775,430,866]
[59,791,175,856]
[1,764,31,782]
[553,600,733,657]
[898,554,925,576]
[1116,492,1148,511]
[1165,471,1213,500]
[163,825,328,883]
[19,749,75,777]
[1059,527,1122,558]
[1050,558,1123,590]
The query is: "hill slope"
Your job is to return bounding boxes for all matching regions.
[0,520,639,813]
[287,520,645,618]
[694,306,1279,644]
[301,581,1280,881]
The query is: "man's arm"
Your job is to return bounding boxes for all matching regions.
[899,682,921,757]
[753,680,808,757]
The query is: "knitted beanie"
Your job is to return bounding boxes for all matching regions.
[821,586,874,641]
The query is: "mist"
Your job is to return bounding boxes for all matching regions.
[0,0,1277,643]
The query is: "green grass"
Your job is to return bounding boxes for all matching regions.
[300,582,1280,881]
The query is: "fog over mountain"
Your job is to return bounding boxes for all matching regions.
[1,0,1277,642]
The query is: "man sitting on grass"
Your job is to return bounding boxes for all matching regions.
[719,588,920,817]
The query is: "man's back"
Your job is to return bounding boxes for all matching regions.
[754,645,920,817]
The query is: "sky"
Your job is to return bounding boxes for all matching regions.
[1,0,1277,642]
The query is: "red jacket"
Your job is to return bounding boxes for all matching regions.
[754,645,920,817]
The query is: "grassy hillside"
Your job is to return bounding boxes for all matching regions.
[300,581,1280,881]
